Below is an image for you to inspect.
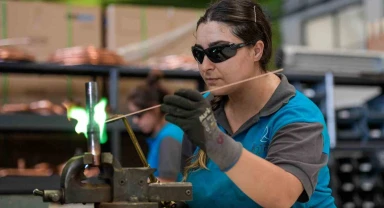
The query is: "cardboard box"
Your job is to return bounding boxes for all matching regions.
[106,5,142,52]
[149,7,201,59]
[0,2,4,39]
[106,4,202,62]
[0,1,102,62]
[1,2,201,112]
[0,1,102,107]
[1,1,67,61]
[106,5,202,111]
[69,6,102,48]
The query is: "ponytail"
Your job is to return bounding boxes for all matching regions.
[182,95,226,181]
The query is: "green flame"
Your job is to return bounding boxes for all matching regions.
[94,98,108,144]
[67,98,108,144]
[68,106,89,138]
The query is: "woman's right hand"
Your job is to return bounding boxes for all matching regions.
[161,89,243,172]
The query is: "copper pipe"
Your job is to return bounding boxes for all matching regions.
[122,118,158,183]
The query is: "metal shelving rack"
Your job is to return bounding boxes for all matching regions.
[1,62,384,194]
[0,62,205,162]
[0,62,205,194]
[286,70,384,150]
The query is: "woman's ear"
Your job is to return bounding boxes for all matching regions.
[253,40,264,62]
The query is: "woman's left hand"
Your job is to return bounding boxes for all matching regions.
[160,89,243,171]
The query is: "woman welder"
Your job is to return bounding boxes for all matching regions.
[160,0,336,207]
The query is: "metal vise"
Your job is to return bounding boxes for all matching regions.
[33,152,192,207]
[33,82,192,208]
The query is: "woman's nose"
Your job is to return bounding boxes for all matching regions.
[199,56,214,74]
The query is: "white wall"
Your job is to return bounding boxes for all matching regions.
[281,16,302,46]
[304,15,335,49]
[338,5,365,49]
[280,0,362,46]
[364,0,384,22]
[303,4,365,50]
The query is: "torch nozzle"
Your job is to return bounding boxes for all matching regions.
[86,82,101,166]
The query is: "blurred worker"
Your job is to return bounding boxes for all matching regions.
[127,72,183,182]
[160,0,336,207]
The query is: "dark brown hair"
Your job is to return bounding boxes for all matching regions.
[127,71,169,112]
[183,0,273,181]
[197,0,272,71]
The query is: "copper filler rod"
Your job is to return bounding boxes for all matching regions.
[106,68,283,123]
[122,117,158,183]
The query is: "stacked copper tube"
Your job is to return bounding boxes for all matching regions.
[0,100,72,115]
[0,44,126,65]
[0,44,197,69]
[48,46,126,66]
[0,47,35,62]
[143,54,198,71]
[0,45,198,115]
[0,159,70,177]
[0,159,55,177]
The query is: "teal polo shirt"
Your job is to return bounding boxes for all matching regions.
[146,122,184,179]
[180,74,336,208]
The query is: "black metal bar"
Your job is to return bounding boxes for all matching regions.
[0,62,112,76]
[108,68,119,114]
[0,114,139,132]
[119,66,201,79]
[2,62,384,86]
[111,126,121,162]
[284,71,384,86]
[0,176,61,194]
[85,82,101,166]
[109,68,121,162]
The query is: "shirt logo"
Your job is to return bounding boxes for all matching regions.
[260,127,269,143]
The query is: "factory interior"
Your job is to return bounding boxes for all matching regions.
[1,0,384,207]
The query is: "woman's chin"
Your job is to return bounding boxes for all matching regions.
[209,88,228,96]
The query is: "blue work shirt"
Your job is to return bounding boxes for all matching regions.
[146,122,184,177]
[181,74,336,208]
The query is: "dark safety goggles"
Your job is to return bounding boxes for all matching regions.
[191,42,255,64]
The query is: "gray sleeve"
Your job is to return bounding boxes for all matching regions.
[180,134,197,172]
[158,137,182,180]
[265,122,328,203]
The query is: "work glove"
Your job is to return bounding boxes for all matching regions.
[160,89,243,171]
